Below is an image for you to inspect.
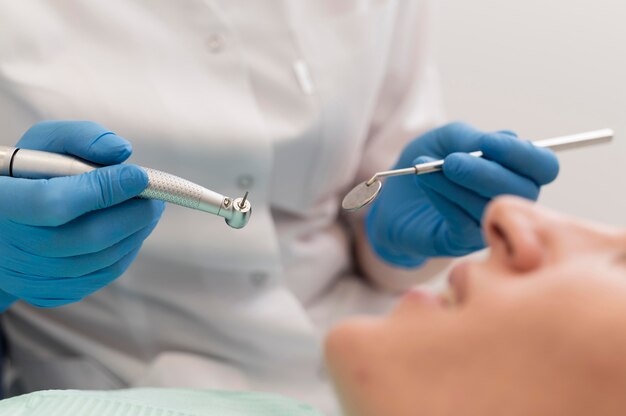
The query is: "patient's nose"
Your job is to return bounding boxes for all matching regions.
[483,197,545,272]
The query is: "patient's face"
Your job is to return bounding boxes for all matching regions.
[326,197,626,416]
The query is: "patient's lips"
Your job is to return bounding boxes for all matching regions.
[401,288,442,306]
[396,262,474,312]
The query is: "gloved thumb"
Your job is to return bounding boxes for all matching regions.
[0,164,149,226]
[17,120,133,165]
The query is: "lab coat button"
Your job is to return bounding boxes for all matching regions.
[249,272,269,288]
[237,174,254,190]
[205,33,225,53]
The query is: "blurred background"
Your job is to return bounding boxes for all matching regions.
[437,0,625,225]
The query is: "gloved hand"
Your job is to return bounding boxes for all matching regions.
[366,122,559,268]
[0,121,165,310]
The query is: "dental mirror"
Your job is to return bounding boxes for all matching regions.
[342,179,382,211]
[342,128,614,212]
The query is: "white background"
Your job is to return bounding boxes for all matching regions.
[437,0,626,225]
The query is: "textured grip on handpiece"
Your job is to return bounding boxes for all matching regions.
[140,168,204,210]
[138,167,227,217]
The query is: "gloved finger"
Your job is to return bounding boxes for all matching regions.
[7,199,164,258]
[413,175,479,230]
[411,185,485,256]
[427,122,487,156]
[396,122,485,166]
[17,120,132,165]
[0,164,148,226]
[495,130,518,137]
[17,247,142,308]
[3,219,157,279]
[390,159,483,257]
[22,296,81,309]
[0,289,17,312]
[414,158,489,222]
[443,153,540,200]
[480,132,559,185]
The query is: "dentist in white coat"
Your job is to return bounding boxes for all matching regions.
[0,1,559,414]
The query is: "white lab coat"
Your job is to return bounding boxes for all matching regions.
[0,1,444,414]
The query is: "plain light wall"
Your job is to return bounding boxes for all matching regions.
[437,0,626,225]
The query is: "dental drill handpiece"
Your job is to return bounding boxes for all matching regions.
[0,146,252,229]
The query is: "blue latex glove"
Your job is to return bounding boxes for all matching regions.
[0,121,165,310]
[0,325,4,398]
[366,122,559,268]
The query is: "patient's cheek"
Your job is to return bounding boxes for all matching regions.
[325,322,369,377]
[325,321,384,395]
[326,323,403,416]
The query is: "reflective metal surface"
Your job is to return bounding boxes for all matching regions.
[342,179,382,211]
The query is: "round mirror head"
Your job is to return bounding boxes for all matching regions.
[342,180,382,212]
